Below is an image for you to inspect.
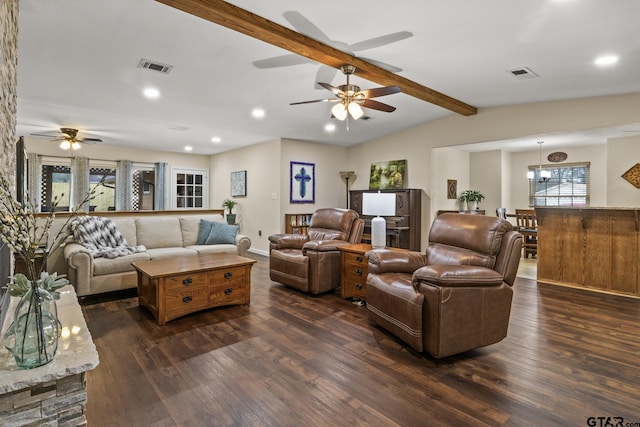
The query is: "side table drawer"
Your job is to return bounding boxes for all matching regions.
[344,251,367,267]
[165,272,208,294]
[343,268,367,299]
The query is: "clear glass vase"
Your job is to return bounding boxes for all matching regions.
[2,280,62,369]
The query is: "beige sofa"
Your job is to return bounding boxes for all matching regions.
[63,212,251,297]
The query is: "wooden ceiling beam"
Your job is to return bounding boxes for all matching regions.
[155,0,477,116]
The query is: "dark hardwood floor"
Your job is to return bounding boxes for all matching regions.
[82,254,640,426]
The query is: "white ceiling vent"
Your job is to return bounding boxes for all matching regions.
[509,67,539,80]
[138,59,173,74]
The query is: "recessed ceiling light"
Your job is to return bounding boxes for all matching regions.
[211,136,222,143]
[594,55,619,66]
[324,123,336,132]
[143,87,160,99]
[184,146,193,152]
[252,108,265,119]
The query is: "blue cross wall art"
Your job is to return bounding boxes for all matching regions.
[290,161,315,204]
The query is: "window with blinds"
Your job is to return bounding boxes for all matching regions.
[528,162,590,207]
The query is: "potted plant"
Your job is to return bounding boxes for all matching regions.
[458,189,485,211]
[222,199,238,224]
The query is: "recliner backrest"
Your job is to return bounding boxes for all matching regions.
[426,213,512,269]
[307,208,360,241]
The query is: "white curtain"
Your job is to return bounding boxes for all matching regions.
[71,157,90,212]
[116,160,133,211]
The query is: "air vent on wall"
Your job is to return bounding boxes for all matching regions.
[138,58,173,74]
[509,67,539,80]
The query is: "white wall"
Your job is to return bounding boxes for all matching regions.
[607,135,640,207]
[470,150,502,216]
[431,147,469,213]
[209,138,281,255]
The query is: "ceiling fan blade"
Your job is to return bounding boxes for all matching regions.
[348,31,413,51]
[358,86,402,98]
[358,57,403,73]
[30,132,59,138]
[317,82,343,96]
[283,11,331,43]
[314,66,337,90]
[252,54,310,69]
[361,99,396,113]
[290,98,335,106]
[80,138,102,144]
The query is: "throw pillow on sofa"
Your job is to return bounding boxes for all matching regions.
[197,219,215,244]
[200,220,239,245]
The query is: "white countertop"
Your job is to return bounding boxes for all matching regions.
[0,285,99,394]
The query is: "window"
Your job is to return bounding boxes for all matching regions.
[90,162,117,212]
[172,168,208,209]
[132,163,156,211]
[40,158,71,212]
[528,162,590,207]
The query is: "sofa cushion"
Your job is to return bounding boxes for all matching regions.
[93,251,151,276]
[146,247,198,260]
[205,222,239,245]
[110,217,138,246]
[188,244,238,255]
[135,217,183,249]
[179,215,226,246]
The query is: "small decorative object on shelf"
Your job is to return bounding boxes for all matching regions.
[0,169,100,369]
[222,199,238,224]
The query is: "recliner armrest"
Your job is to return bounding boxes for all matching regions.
[412,264,503,290]
[366,249,427,274]
[302,239,349,252]
[268,233,309,249]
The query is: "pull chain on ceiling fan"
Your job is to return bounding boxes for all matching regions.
[290,65,401,129]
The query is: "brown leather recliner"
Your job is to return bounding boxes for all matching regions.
[366,213,522,358]
[269,208,364,294]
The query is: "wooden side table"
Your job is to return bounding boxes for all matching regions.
[338,243,372,300]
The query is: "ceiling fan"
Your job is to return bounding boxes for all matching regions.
[290,65,401,125]
[253,11,412,89]
[31,127,103,150]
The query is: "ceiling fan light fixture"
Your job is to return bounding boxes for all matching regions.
[348,102,364,120]
[331,103,348,121]
[71,141,81,150]
[59,140,71,150]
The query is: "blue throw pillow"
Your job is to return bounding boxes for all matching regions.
[205,221,239,245]
[197,219,215,245]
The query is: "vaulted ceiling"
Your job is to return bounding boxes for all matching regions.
[15,0,640,154]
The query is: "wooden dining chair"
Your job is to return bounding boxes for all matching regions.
[515,209,537,258]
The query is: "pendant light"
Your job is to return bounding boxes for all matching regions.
[529,141,550,182]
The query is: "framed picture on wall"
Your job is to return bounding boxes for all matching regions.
[447,179,457,199]
[290,161,315,203]
[230,170,247,197]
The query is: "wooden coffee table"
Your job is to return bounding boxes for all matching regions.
[132,254,256,325]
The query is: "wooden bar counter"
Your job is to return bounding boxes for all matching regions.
[536,207,639,298]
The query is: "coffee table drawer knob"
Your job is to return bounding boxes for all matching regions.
[224,288,233,295]
[182,296,192,303]
[356,283,363,290]
[224,272,233,279]
[355,269,363,276]
[355,256,363,263]
[182,278,193,286]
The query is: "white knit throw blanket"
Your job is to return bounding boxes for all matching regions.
[70,216,146,259]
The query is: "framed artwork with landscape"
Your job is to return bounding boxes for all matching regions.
[290,161,315,204]
[369,159,406,190]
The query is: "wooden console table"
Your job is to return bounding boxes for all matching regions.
[536,207,640,298]
[133,254,256,325]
